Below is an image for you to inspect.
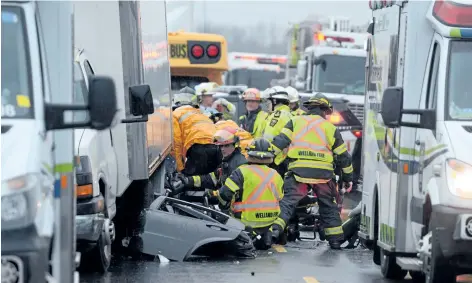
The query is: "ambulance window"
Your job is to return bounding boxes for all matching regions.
[426,43,440,109]
[388,35,398,86]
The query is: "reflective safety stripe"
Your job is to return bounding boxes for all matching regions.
[217,191,227,205]
[232,166,280,212]
[210,172,218,186]
[192,176,202,187]
[342,165,353,174]
[288,160,333,171]
[178,110,199,123]
[333,143,347,155]
[289,117,331,153]
[225,178,240,192]
[281,127,293,137]
[233,201,279,211]
[324,226,343,236]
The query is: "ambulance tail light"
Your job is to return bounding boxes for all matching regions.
[433,0,472,27]
[327,111,345,125]
[446,159,472,199]
[352,130,362,138]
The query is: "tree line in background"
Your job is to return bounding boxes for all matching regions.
[198,22,288,54]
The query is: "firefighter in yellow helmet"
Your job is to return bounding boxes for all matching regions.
[262,86,293,177]
[216,138,284,250]
[171,87,220,175]
[286,86,306,116]
[195,82,220,115]
[177,127,248,195]
[270,93,353,249]
[239,88,269,139]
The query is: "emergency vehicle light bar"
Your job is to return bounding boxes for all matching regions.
[234,55,287,65]
[314,32,355,44]
[433,0,472,27]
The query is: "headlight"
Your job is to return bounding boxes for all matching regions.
[1,174,39,230]
[446,159,472,199]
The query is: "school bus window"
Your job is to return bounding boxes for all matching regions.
[171,76,209,91]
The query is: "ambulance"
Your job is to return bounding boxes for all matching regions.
[225,52,288,90]
[359,0,472,282]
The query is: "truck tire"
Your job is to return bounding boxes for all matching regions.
[80,221,113,273]
[426,230,456,283]
[380,248,408,280]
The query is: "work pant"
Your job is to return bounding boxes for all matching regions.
[279,172,344,243]
[183,143,221,175]
[245,225,272,250]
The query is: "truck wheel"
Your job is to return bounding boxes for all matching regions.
[425,230,456,283]
[80,219,114,273]
[380,248,408,280]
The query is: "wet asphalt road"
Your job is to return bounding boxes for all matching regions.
[78,237,472,283]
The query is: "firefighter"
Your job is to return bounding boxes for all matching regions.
[262,86,293,177]
[216,138,284,250]
[212,97,237,120]
[270,93,354,249]
[215,119,254,158]
[286,86,306,116]
[178,128,248,194]
[171,89,220,175]
[239,88,269,139]
[195,82,219,115]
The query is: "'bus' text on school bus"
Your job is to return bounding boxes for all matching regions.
[167,31,228,91]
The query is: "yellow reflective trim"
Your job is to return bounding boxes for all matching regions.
[324,226,343,236]
[342,165,353,174]
[225,178,240,192]
[333,143,347,155]
[209,172,218,186]
[281,127,293,137]
[192,176,202,187]
[288,160,333,171]
[217,192,227,205]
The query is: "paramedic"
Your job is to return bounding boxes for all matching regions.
[239,88,269,138]
[270,93,353,249]
[171,89,220,175]
[217,138,284,250]
[262,86,293,176]
[178,127,248,192]
[286,86,306,116]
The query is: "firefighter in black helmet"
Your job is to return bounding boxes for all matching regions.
[270,93,353,249]
[215,138,284,250]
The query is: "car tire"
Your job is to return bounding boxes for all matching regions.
[380,248,408,280]
[425,230,456,283]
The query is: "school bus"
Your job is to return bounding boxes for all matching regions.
[168,31,228,91]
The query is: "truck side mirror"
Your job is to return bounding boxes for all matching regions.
[44,75,118,131]
[88,76,118,130]
[380,87,403,128]
[313,57,327,71]
[122,84,155,123]
[380,87,436,130]
[297,60,307,81]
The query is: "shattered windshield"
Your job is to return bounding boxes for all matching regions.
[447,40,472,121]
[313,54,365,95]
[1,7,33,119]
[227,69,285,90]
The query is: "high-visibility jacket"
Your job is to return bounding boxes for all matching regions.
[271,114,353,184]
[291,107,306,116]
[218,164,284,228]
[239,107,268,139]
[172,105,216,171]
[262,104,293,165]
[215,120,254,158]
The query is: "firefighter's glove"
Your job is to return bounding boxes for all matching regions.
[271,223,283,242]
[176,173,194,189]
[343,181,353,194]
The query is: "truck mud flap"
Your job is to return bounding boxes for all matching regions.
[140,196,256,261]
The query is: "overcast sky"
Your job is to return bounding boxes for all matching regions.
[166,1,372,31]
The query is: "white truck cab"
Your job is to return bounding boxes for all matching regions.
[1,1,117,282]
[360,0,472,282]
